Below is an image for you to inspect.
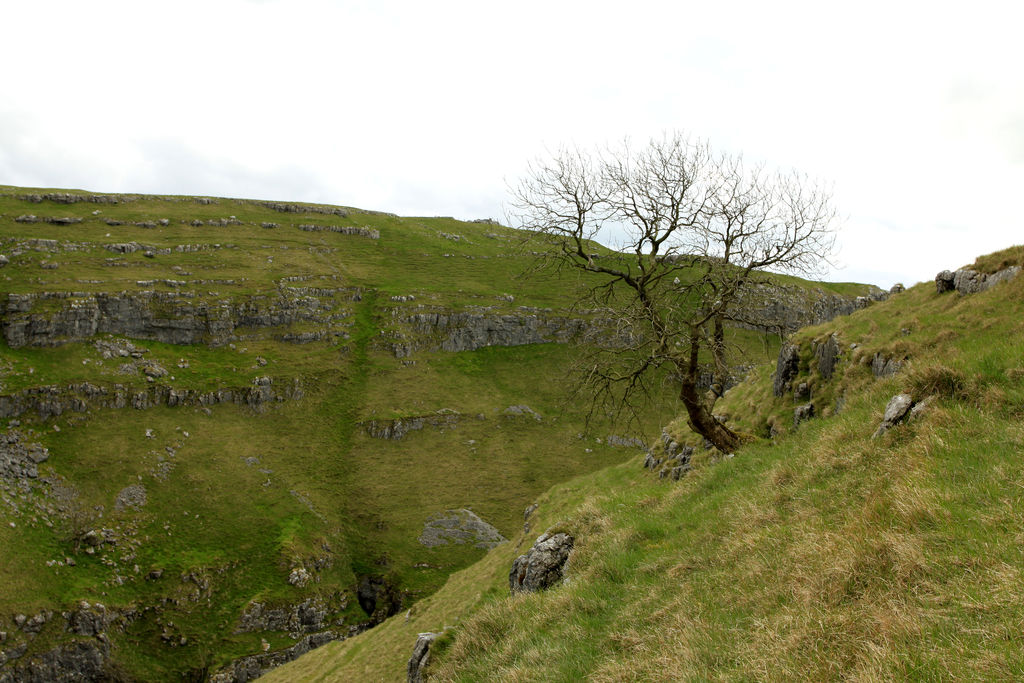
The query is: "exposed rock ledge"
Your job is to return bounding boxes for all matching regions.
[0,640,107,683]
[391,310,610,357]
[210,627,368,683]
[0,377,303,420]
[362,410,462,439]
[731,283,887,335]
[385,284,884,358]
[2,289,359,349]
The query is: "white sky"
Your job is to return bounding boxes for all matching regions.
[2,0,1022,289]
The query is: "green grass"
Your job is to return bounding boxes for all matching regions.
[0,185,880,679]
[266,246,1024,681]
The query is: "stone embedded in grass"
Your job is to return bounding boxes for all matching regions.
[909,396,934,420]
[815,333,840,380]
[794,402,815,428]
[643,452,661,469]
[140,362,167,379]
[873,393,915,438]
[418,509,507,550]
[407,632,441,683]
[773,342,800,397]
[114,484,147,511]
[606,434,646,449]
[509,531,574,594]
[871,353,903,378]
[502,404,542,421]
[661,464,691,480]
[288,567,312,587]
[793,382,810,402]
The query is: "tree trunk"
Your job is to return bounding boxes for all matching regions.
[676,328,741,453]
[678,377,742,453]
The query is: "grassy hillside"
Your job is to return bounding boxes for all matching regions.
[268,246,1024,681]
[0,186,879,679]
[0,187,648,679]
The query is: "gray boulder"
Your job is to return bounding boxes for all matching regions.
[873,393,915,438]
[935,270,955,293]
[407,632,441,683]
[953,269,987,294]
[510,532,574,594]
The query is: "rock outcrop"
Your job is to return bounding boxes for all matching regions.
[418,509,507,550]
[362,411,460,440]
[297,224,379,239]
[2,289,358,348]
[732,283,887,335]
[0,431,49,480]
[773,343,800,397]
[0,377,304,420]
[407,632,441,683]
[815,334,840,380]
[392,282,879,359]
[509,532,574,594]
[0,641,107,683]
[255,201,350,216]
[644,430,695,480]
[396,310,603,357]
[210,629,364,683]
[871,353,903,378]
[235,597,336,636]
[872,393,915,438]
[606,435,646,449]
[356,576,403,623]
[794,403,815,428]
[936,266,1020,295]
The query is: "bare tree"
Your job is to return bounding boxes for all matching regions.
[510,133,836,452]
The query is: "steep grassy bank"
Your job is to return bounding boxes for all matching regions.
[269,247,1024,681]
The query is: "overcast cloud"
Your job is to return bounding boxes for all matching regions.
[2,0,1022,288]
